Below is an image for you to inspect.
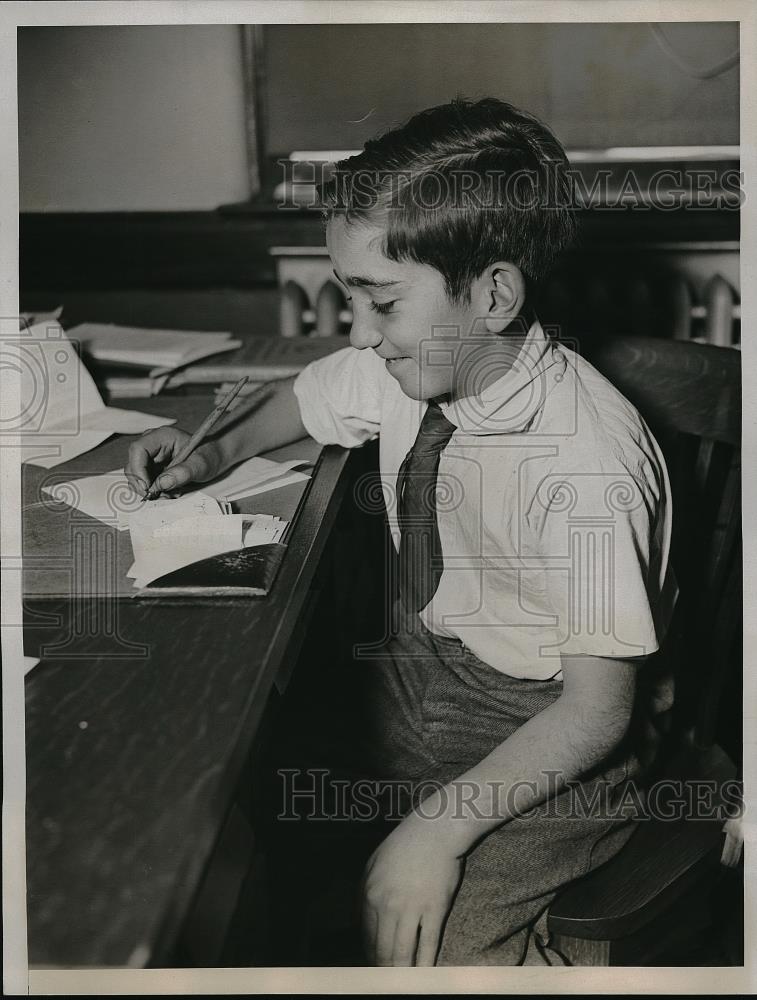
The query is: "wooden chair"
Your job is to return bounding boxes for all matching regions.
[546,334,742,965]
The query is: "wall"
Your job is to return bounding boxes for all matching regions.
[264,22,739,153]
[19,25,250,211]
[19,22,739,212]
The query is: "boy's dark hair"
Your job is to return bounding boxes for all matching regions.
[319,97,575,304]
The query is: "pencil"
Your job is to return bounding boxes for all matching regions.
[140,375,249,502]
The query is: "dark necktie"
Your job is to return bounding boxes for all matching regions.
[397,401,457,613]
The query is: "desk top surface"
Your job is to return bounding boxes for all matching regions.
[23,395,322,599]
[23,396,351,967]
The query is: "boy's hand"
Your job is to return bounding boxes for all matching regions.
[125,427,223,499]
[361,812,463,966]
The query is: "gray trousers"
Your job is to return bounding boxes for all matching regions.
[352,601,654,965]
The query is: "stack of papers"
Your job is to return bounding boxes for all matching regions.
[124,494,288,588]
[8,321,175,468]
[159,333,346,387]
[201,456,310,503]
[100,373,173,398]
[42,456,312,531]
[69,323,242,377]
[20,305,63,327]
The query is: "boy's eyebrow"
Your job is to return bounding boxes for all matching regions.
[333,268,401,290]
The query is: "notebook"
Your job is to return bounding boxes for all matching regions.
[135,544,288,597]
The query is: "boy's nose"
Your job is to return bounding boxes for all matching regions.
[349,311,383,351]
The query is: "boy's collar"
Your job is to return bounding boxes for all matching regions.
[438,318,567,435]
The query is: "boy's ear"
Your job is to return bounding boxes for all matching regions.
[482,264,526,334]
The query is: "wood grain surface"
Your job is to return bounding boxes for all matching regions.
[23,395,352,966]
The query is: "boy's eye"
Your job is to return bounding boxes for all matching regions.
[369,300,397,316]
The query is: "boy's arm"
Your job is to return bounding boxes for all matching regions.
[126,376,307,494]
[362,653,640,967]
[214,376,308,468]
[126,344,385,494]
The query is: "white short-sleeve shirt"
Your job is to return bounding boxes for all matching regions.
[293,320,677,680]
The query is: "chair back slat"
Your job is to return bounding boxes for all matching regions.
[699,534,742,747]
[576,336,740,444]
[577,335,741,756]
[707,454,741,596]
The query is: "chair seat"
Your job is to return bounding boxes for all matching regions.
[547,742,736,941]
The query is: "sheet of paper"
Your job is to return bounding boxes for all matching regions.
[20,306,63,328]
[23,432,114,469]
[77,406,175,434]
[43,468,145,525]
[157,513,253,537]
[234,470,311,500]
[243,516,288,545]
[127,494,226,584]
[68,322,241,373]
[124,491,223,535]
[12,321,104,434]
[129,512,242,588]
[203,457,311,502]
[127,511,288,588]
[41,455,310,528]
[100,372,172,399]
[24,656,41,676]
[14,323,174,464]
[149,341,242,376]
[41,472,219,528]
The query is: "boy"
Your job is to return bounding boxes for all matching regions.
[126,99,676,966]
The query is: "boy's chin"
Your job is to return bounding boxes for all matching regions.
[398,384,425,401]
[393,372,451,402]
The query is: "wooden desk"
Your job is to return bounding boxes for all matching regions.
[23,395,353,966]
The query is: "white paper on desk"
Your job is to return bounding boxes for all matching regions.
[42,454,311,529]
[129,512,241,587]
[149,342,242,377]
[69,322,241,374]
[243,515,288,545]
[13,322,175,466]
[101,372,172,399]
[76,406,172,434]
[203,457,311,502]
[20,306,63,328]
[126,494,225,582]
[42,469,176,531]
[236,470,311,499]
[124,491,222,536]
[24,655,40,676]
[127,511,288,588]
[24,432,114,470]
